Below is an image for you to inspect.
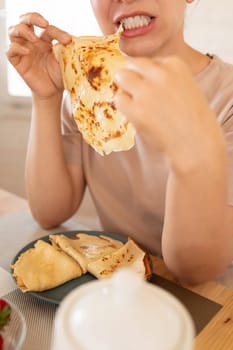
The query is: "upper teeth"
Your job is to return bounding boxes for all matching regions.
[120,15,152,30]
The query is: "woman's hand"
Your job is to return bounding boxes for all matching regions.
[114,56,232,284]
[114,56,219,170]
[7,12,72,99]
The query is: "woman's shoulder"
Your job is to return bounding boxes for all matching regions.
[211,55,233,82]
[197,54,233,87]
[196,55,233,122]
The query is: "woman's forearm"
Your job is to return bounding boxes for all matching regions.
[162,126,233,284]
[25,94,83,227]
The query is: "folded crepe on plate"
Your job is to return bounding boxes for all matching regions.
[11,240,83,292]
[49,233,124,273]
[53,29,136,156]
[11,233,150,293]
[87,238,151,280]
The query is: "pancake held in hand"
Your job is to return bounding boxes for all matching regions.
[87,238,152,280]
[53,30,136,155]
[11,240,83,292]
[49,233,124,273]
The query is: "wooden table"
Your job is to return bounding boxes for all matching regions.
[1,188,233,349]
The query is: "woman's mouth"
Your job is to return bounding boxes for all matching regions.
[117,15,156,37]
[119,15,153,30]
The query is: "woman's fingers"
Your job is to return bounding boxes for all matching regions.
[40,25,71,44]
[9,12,71,46]
[114,56,165,98]
[114,68,143,98]
[126,57,164,80]
[6,42,30,65]
[19,12,48,28]
[114,64,147,121]
[114,88,132,109]
[8,23,38,43]
[7,42,30,58]
[8,12,48,43]
[9,23,71,46]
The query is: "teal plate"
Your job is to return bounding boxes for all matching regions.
[11,230,127,304]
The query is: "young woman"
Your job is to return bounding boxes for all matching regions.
[7,0,233,284]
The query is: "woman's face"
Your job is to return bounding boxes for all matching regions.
[90,0,187,57]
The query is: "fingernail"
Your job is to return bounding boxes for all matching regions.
[62,33,72,43]
[38,17,48,26]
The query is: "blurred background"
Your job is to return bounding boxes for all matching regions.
[0,0,232,226]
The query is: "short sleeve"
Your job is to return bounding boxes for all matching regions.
[222,106,233,206]
[61,93,83,165]
[201,56,233,207]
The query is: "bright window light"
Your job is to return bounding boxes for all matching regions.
[6,0,101,97]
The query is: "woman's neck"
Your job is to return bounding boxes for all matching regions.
[179,44,212,76]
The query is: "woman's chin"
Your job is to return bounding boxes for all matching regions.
[119,41,159,58]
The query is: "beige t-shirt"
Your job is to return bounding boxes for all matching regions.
[62,55,233,255]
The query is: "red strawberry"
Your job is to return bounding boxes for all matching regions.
[0,299,11,331]
[0,334,3,350]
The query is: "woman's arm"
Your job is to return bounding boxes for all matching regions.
[25,94,85,228]
[114,55,233,284]
[162,126,233,285]
[7,13,85,228]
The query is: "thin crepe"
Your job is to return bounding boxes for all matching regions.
[87,238,152,279]
[11,240,83,292]
[53,30,136,155]
[49,233,124,273]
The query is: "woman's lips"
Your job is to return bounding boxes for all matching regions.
[121,17,156,38]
